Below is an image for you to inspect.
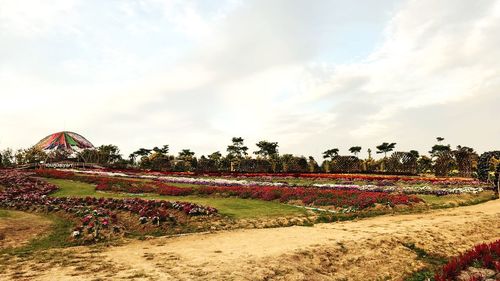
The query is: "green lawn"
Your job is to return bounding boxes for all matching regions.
[47,179,305,219]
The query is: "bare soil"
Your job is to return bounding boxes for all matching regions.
[1,199,499,281]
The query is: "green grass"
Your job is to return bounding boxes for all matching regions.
[402,243,446,281]
[48,179,96,197]
[47,178,305,219]
[73,173,201,188]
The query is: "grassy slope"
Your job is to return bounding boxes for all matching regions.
[3,215,75,255]
[417,191,496,208]
[0,210,75,255]
[47,179,305,219]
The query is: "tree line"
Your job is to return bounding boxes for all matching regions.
[0,137,494,177]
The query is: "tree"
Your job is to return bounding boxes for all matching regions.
[227,137,248,159]
[1,148,14,167]
[208,151,222,161]
[409,150,420,159]
[417,156,433,173]
[23,147,48,163]
[349,146,362,157]
[133,148,152,158]
[307,156,320,172]
[429,144,451,157]
[152,145,169,155]
[254,141,279,158]
[175,149,197,171]
[130,148,152,165]
[279,154,308,173]
[78,149,99,163]
[178,149,195,160]
[453,145,476,177]
[149,145,171,171]
[376,142,397,158]
[96,145,123,164]
[323,148,339,160]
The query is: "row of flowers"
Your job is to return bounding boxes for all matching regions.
[94,168,480,184]
[0,170,218,237]
[158,185,423,209]
[434,239,500,281]
[39,169,486,196]
[94,180,422,209]
[35,169,423,209]
[312,183,485,195]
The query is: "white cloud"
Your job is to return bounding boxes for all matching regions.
[0,0,81,37]
[1,0,499,159]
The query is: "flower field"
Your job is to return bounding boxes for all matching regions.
[0,170,218,241]
[155,185,422,208]
[2,168,494,245]
[35,169,424,209]
[87,168,481,184]
[434,239,500,281]
[39,169,489,196]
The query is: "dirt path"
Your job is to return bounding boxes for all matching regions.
[2,200,500,281]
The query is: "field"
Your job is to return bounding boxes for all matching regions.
[0,168,499,280]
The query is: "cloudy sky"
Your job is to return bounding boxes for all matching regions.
[1,0,499,159]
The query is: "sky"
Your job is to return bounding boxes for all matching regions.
[1,0,499,160]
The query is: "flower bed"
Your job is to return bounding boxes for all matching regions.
[38,169,487,196]
[56,168,483,184]
[0,170,218,240]
[312,183,485,195]
[154,184,422,209]
[95,167,481,183]
[434,239,500,281]
[35,169,422,209]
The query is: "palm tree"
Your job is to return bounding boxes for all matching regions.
[376,142,396,158]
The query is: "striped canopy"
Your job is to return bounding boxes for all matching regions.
[35,131,94,153]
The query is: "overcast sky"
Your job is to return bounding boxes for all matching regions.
[1,0,499,159]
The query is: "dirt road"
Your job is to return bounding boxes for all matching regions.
[2,200,500,280]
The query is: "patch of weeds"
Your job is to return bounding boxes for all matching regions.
[402,243,446,281]
[0,209,13,218]
[405,269,434,281]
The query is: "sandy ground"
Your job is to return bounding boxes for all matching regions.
[0,211,53,249]
[1,200,500,281]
